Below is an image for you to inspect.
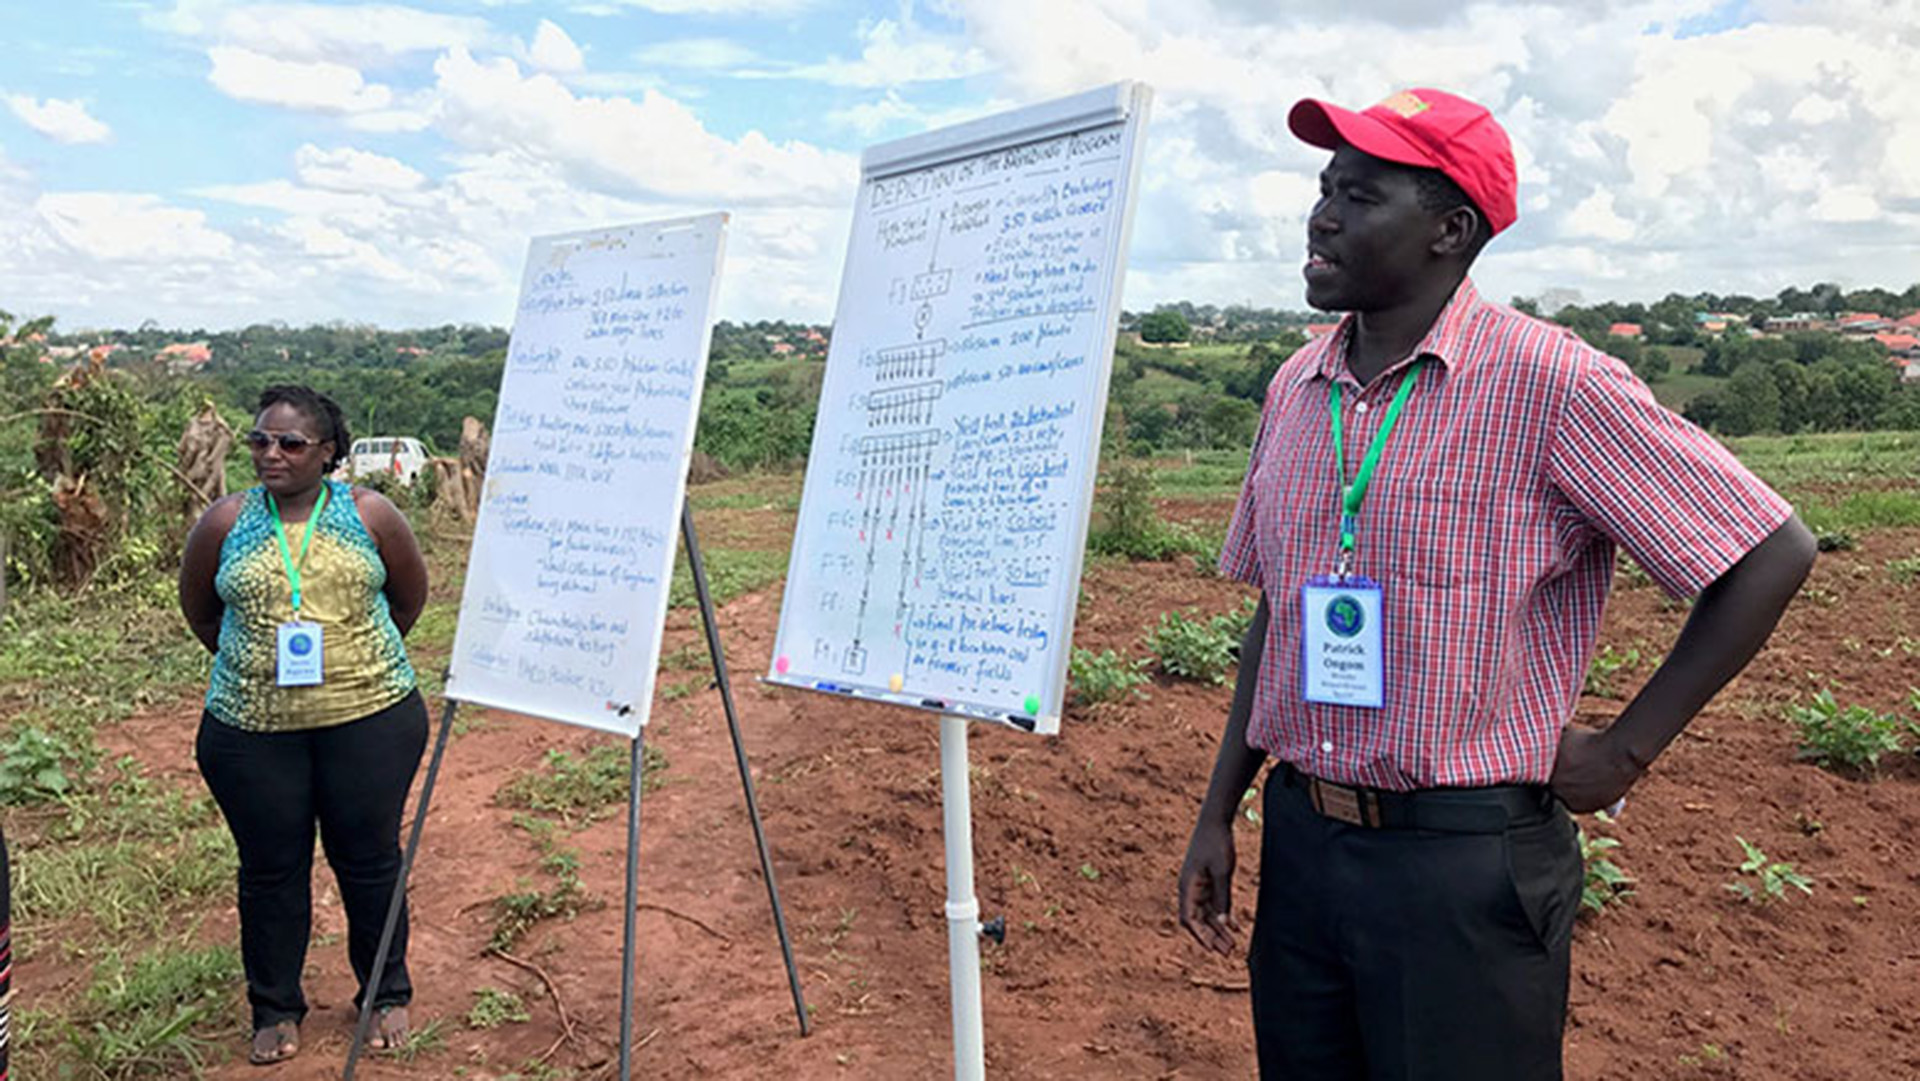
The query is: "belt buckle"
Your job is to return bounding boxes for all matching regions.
[1315,779,1367,826]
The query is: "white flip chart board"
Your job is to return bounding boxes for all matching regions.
[447,213,728,737]
[768,83,1153,735]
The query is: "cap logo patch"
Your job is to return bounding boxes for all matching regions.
[1375,91,1430,118]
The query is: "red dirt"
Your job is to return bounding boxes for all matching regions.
[76,521,1920,1079]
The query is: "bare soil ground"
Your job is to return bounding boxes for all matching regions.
[74,510,1920,1080]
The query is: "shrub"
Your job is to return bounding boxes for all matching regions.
[1787,690,1907,776]
[1087,457,1211,561]
[1887,556,1920,585]
[1148,608,1240,685]
[1068,648,1150,706]
[1724,836,1812,905]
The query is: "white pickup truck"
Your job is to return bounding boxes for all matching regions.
[347,436,430,484]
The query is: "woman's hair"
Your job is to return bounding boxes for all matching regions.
[257,385,351,472]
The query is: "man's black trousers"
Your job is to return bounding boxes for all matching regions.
[196,690,428,1031]
[1248,766,1583,1080]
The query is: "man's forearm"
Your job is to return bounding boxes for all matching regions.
[1609,515,1816,768]
[1197,593,1271,824]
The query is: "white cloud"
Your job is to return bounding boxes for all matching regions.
[632,37,760,70]
[35,193,236,261]
[529,19,585,73]
[781,18,992,88]
[1563,190,1635,242]
[294,145,427,194]
[578,0,817,13]
[207,46,393,112]
[5,94,112,144]
[155,1,500,66]
[429,48,854,206]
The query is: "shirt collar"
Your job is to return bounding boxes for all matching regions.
[1296,277,1487,387]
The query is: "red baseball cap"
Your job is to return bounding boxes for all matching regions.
[1288,88,1518,236]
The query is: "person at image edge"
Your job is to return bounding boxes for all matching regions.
[1177,87,1817,1080]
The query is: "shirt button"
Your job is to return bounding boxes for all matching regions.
[1355,400,1370,415]
[1320,740,1334,753]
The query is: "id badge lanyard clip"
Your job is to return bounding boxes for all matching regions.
[1329,360,1423,579]
[268,484,329,618]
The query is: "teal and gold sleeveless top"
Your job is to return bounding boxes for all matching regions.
[206,480,416,731]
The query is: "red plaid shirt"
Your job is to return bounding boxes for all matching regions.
[1220,280,1791,790]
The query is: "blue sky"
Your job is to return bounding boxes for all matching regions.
[1,0,1914,330]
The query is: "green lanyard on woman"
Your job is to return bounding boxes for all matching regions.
[267,484,329,617]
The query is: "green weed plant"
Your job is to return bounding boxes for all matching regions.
[1725,836,1813,905]
[1787,690,1908,776]
[466,987,532,1029]
[1583,646,1641,699]
[1576,826,1634,915]
[1147,607,1242,685]
[1068,648,1151,706]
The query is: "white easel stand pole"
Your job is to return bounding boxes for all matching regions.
[939,714,986,1081]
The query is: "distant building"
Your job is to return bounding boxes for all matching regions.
[771,341,795,356]
[1836,312,1891,334]
[1767,312,1826,333]
[1304,322,1340,339]
[1608,322,1643,340]
[158,341,213,372]
[1873,332,1919,356]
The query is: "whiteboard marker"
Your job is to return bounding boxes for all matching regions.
[815,681,851,693]
[921,697,946,709]
[1005,714,1036,732]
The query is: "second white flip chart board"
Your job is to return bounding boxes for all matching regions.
[769,83,1153,734]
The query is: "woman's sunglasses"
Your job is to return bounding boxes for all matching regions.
[246,430,321,453]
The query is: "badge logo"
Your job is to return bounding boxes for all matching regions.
[289,632,314,656]
[1325,595,1365,638]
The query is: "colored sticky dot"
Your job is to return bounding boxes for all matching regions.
[1023,695,1041,715]
[775,656,790,674]
[889,674,904,692]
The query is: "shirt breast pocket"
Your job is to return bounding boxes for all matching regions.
[1367,480,1495,590]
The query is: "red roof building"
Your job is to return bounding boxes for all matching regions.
[1304,322,1340,339]
[1608,322,1642,339]
[1872,333,1918,355]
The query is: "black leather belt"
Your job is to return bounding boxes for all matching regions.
[1279,762,1555,833]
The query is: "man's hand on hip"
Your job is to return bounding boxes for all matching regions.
[1548,724,1644,813]
[1178,817,1241,956]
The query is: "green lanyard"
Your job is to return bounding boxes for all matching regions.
[1329,361,1423,577]
[267,484,329,617]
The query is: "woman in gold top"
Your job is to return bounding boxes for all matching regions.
[179,385,428,1065]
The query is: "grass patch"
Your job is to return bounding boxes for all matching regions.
[497,742,668,824]
[1795,489,1920,535]
[668,545,789,608]
[17,942,242,1080]
[1731,431,1920,489]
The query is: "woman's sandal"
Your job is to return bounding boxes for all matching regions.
[365,1004,410,1051]
[248,1020,300,1065]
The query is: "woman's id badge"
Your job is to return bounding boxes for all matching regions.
[1300,576,1383,708]
[276,621,324,686]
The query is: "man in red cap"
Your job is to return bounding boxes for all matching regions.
[1177,88,1815,1078]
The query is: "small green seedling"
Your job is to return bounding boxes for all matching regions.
[1725,836,1812,905]
[1577,826,1633,915]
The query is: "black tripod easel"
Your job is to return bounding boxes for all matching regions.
[343,502,809,1079]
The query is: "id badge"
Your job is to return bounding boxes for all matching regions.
[276,621,324,686]
[1300,575,1383,708]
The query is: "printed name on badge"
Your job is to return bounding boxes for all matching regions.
[1300,576,1383,708]
[277,621,324,686]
